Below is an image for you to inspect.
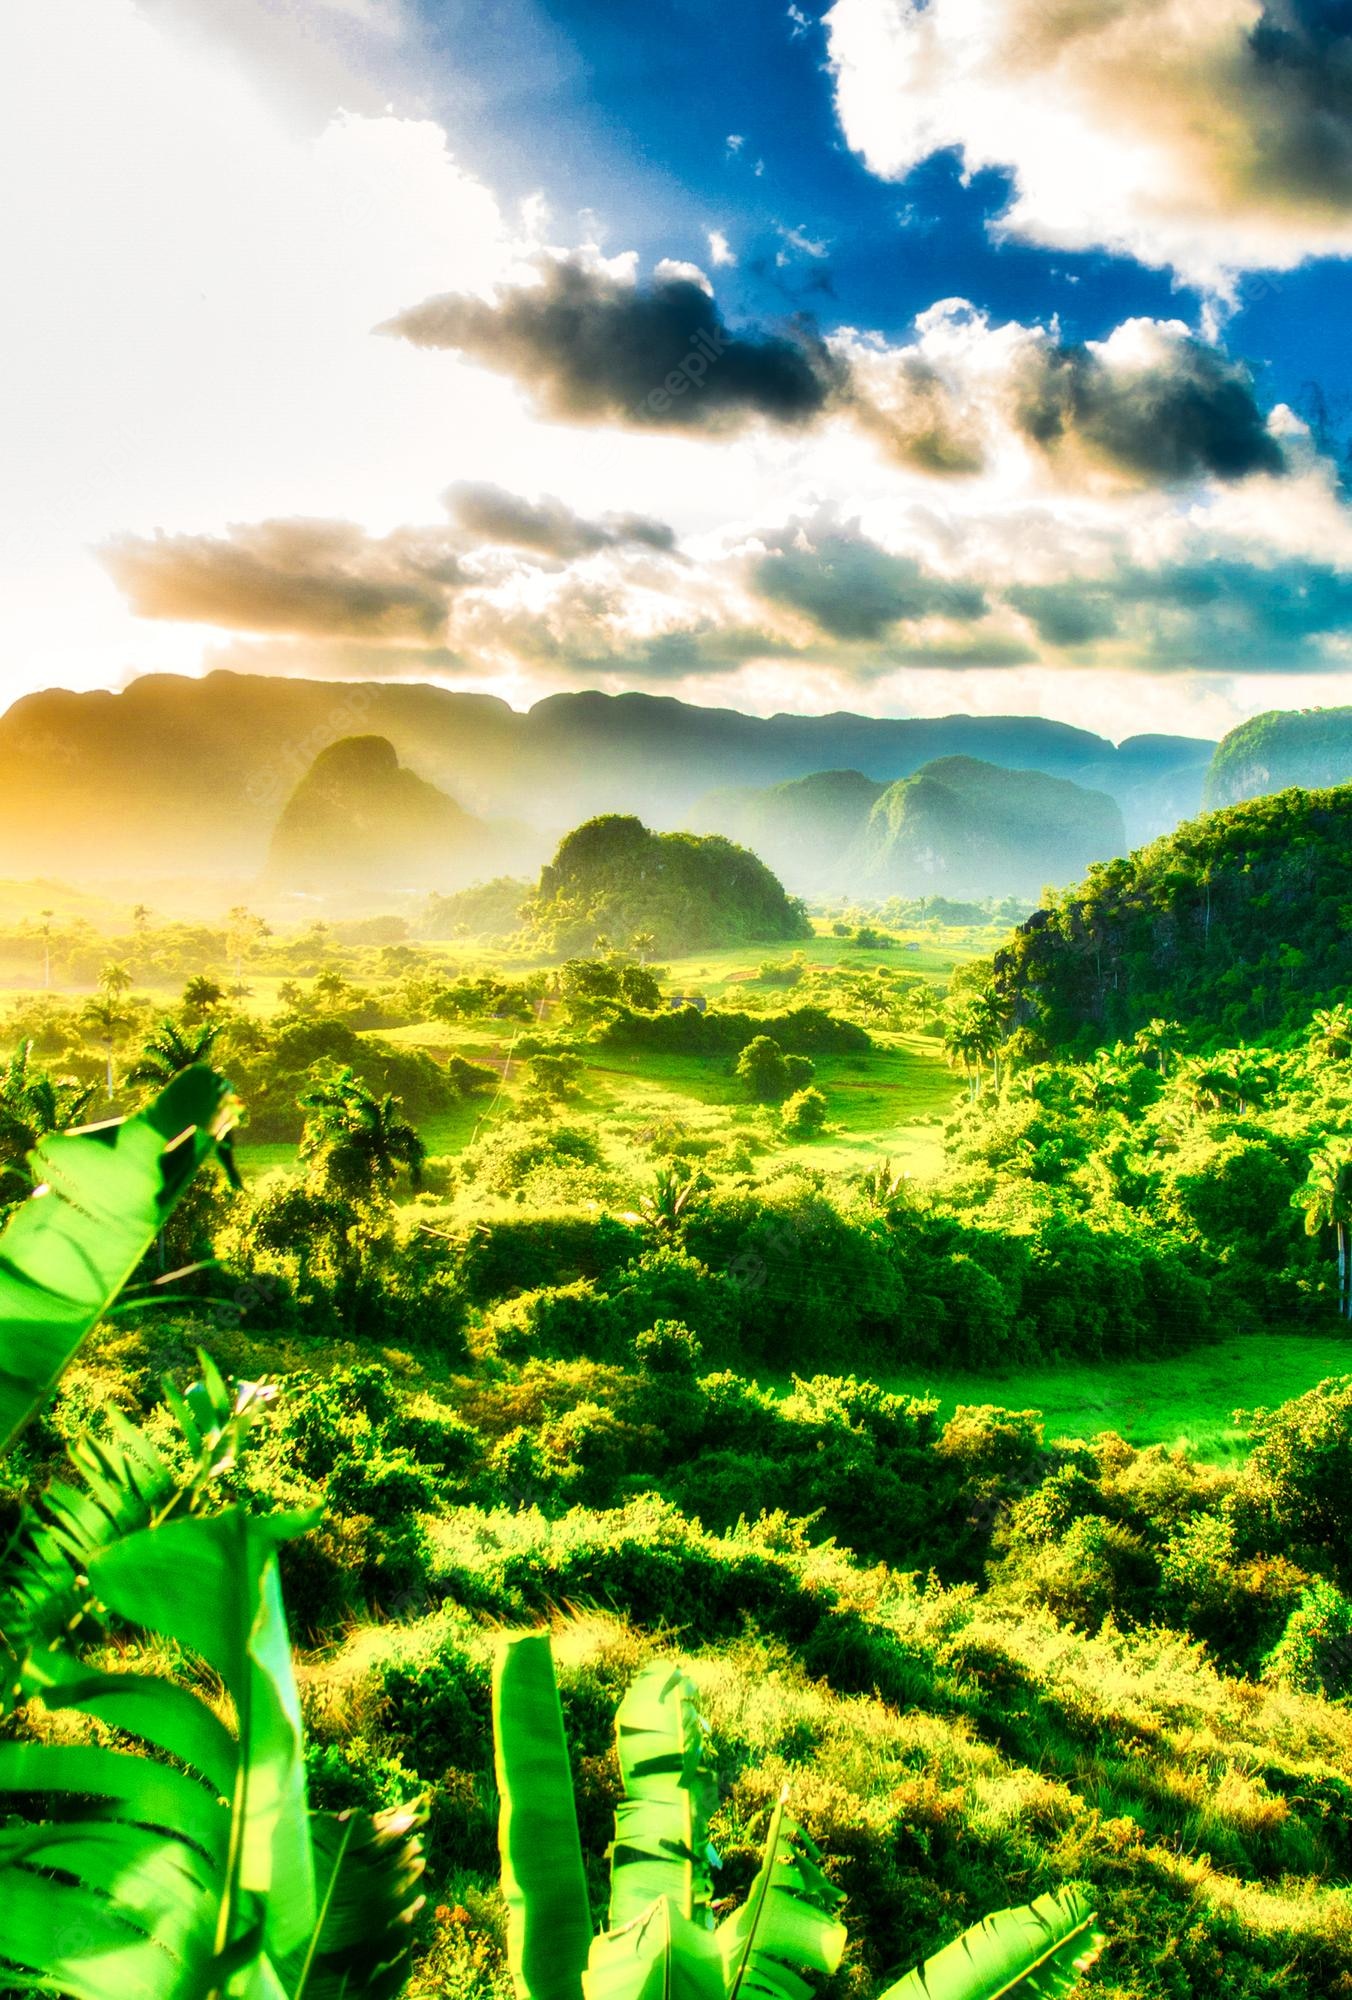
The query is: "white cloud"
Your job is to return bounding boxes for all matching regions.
[708,229,736,267]
[825,0,1352,288]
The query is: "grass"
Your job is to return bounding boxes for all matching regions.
[866,1330,1352,1462]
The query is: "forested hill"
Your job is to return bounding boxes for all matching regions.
[993,784,1352,1056]
[528,813,812,955]
[853,756,1124,901]
[1206,706,1352,808]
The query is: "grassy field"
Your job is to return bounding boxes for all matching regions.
[863,1331,1352,1461]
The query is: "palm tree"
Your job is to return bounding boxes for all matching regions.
[0,1041,96,1198]
[125,1016,223,1089]
[631,930,657,967]
[1292,1142,1352,1321]
[1133,1018,1184,1077]
[98,961,133,1003]
[299,1067,425,1197]
[944,999,1001,1101]
[80,994,134,1100]
[1311,1005,1352,1061]
[182,974,225,1022]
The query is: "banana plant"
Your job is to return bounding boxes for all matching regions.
[0,1068,427,2000]
[492,1635,1103,2000]
[0,1061,238,1455]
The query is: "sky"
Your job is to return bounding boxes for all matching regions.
[8,0,1352,744]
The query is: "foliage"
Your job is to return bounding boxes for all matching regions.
[528,814,812,957]
[993,783,1352,1052]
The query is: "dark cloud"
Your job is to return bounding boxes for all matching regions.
[102,518,464,640]
[380,257,845,432]
[1005,554,1352,668]
[751,524,987,640]
[1011,336,1285,485]
[1247,1,1352,204]
[1006,583,1122,648]
[445,482,677,559]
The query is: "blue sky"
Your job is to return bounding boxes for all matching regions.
[415,0,1352,419]
[9,0,1352,743]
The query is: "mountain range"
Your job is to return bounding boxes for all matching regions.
[0,669,1214,885]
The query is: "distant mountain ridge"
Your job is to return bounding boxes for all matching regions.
[0,669,1214,880]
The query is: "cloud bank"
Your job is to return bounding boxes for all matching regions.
[825,0,1352,285]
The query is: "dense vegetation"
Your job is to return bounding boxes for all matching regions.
[993,783,1352,1055]
[6,804,1352,1999]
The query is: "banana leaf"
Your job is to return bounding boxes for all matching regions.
[278,1802,429,2000]
[717,1792,846,2000]
[0,1064,237,1454]
[879,1888,1104,2000]
[585,1897,725,2000]
[608,1663,719,1932]
[0,1502,320,1999]
[493,1631,594,2000]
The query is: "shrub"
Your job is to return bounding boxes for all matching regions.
[633,1319,704,1376]
[479,1279,622,1362]
[1264,1579,1352,1697]
[781,1084,828,1136]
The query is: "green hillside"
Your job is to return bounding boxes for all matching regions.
[527,812,812,954]
[993,782,1352,1054]
[852,756,1125,901]
[1207,706,1352,808]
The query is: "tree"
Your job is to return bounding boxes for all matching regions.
[631,929,657,965]
[638,1161,708,1236]
[944,1001,1000,1102]
[38,907,54,990]
[81,993,134,1100]
[98,960,133,1002]
[182,973,225,1021]
[313,965,354,1011]
[1292,1142,1352,1320]
[299,1066,426,1196]
[125,1015,223,1089]
[1134,1018,1185,1077]
[734,1035,812,1103]
[782,1084,828,1136]
[1311,1005,1352,1061]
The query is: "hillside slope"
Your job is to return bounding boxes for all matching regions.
[528,812,811,954]
[851,756,1125,901]
[993,783,1352,1053]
